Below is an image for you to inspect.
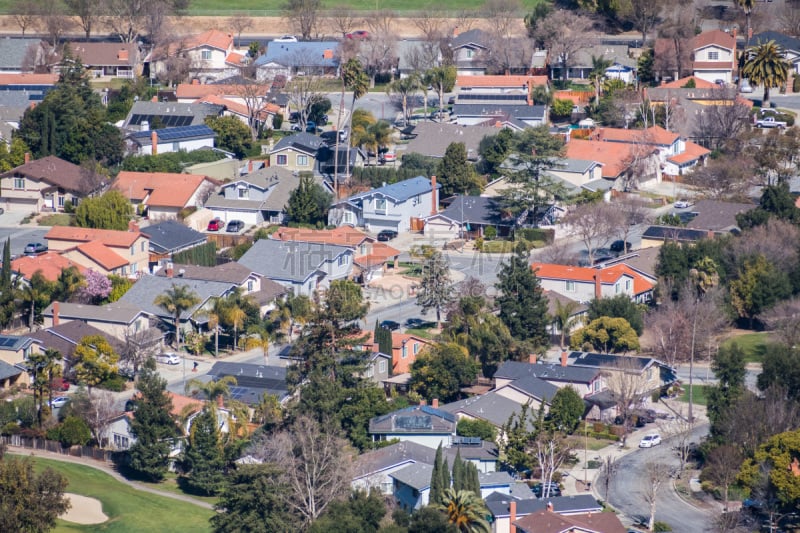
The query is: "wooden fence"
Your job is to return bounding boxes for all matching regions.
[2,434,115,462]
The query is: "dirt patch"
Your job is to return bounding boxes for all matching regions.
[60,493,108,525]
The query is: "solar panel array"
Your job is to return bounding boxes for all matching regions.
[395,415,432,430]
[421,405,456,422]
[0,337,17,348]
[453,436,482,446]
[129,113,194,127]
[133,124,215,141]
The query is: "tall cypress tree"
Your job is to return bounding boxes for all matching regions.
[128,358,179,482]
[465,461,481,497]
[440,457,451,496]
[495,244,549,349]
[429,443,444,504]
[179,407,227,495]
[2,238,11,288]
[0,238,16,327]
[452,449,464,491]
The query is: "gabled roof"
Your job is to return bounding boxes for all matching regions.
[405,123,498,159]
[544,291,587,318]
[155,262,255,284]
[130,124,216,145]
[271,132,325,155]
[564,139,636,179]
[237,239,349,283]
[452,104,547,129]
[185,29,233,52]
[369,405,457,435]
[451,29,491,50]
[568,351,658,373]
[123,101,223,129]
[0,155,107,195]
[66,42,138,67]
[175,82,272,100]
[591,125,679,147]
[42,301,150,325]
[346,176,437,204]
[495,360,599,385]
[118,275,234,321]
[658,76,718,89]
[207,361,289,404]
[692,29,735,51]
[515,509,627,533]
[532,262,654,296]
[642,225,711,242]
[456,74,548,89]
[686,199,754,231]
[667,141,711,165]
[141,220,207,255]
[0,359,24,381]
[73,241,128,270]
[28,322,123,361]
[0,334,37,352]
[439,391,532,429]
[273,226,373,247]
[0,38,43,70]
[389,462,434,491]
[255,42,340,68]
[353,440,438,480]
[486,493,602,519]
[45,226,143,248]
[11,252,87,282]
[426,195,516,227]
[752,31,800,55]
[113,171,214,208]
[504,375,560,402]
[193,94,279,119]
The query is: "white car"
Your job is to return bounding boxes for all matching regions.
[674,200,692,209]
[49,396,70,408]
[156,352,181,365]
[639,434,662,448]
[274,35,298,43]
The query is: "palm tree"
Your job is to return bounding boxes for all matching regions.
[340,58,369,186]
[550,299,583,349]
[423,65,456,121]
[589,55,613,105]
[25,348,62,427]
[185,375,238,404]
[245,324,272,363]
[436,488,491,533]
[738,0,755,49]
[226,305,246,351]
[387,74,420,123]
[741,40,791,106]
[154,284,201,351]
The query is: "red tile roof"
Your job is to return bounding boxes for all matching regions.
[692,61,733,70]
[667,141,711,165]
[10,252,87,282]
[224,51,247,66]
[564,139,635,179]
[45,226,142,248]
[274,226,373,247]
[74,241,128,271]
[659,76,717,89]
[193,94,279,119]
[692,29,735,51]
[532,262,654,296]
[175,83,273,101]
[113,171,213,208]
[592,125,679,146]
[186,29,233,52]
[0,73,58,85]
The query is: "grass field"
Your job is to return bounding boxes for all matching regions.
[678,384,710,406]
[719,332,770,363]
[22,457,214,533]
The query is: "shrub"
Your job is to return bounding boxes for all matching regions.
[97,374,127,392]
[587,460,602,469]
[474,237,484,251]
[177,206,197,220]
[517,227,555,244]
[48,416,92,447]
[653,521,672,532]
[483,226,497,240]
[273,113,284,130]
[550,98,574,119]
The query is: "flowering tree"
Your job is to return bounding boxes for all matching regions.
[80,269,111,304]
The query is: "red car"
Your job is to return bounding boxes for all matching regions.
[50,378,69,392]
[345,30,370,40]
[207,218,222,231]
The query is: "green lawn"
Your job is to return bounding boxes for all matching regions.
[21,457,214,533]
[405,327,437,339]
[38,213,74,226]
[720,332,770,363]
[678,384,710,406]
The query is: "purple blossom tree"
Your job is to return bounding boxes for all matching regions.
[80,269,112,304]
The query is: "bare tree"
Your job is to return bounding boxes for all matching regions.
[10,0,38,37]
[64,0,103,40]
[659,407,695,478]
[452,9,478,33]
[120,328,161,377]
[481,0,530,75]
[245,416,352,526]
[619,131,660,192]
[782,1,800,37]
[599,455,618,503]
[614,196,651,253]
[563,202,621,264]
[692,92,751,152]
[705,444,744,511]
[40,0,74,48]
[603,359,652,446]
[732,219,800,275]
[538,239,581,266]
[643,459,673,531]
[284,0,321,41]
[656,8,696,80]
[683,156,754,200]
[83,391,117,448]
[534,430,572,498]
[533,10,594,84]
[227,13,254,47]
[232,78,274,139]
[761,296,800,347]
[325,5,359,38]
[287,71,326,129]
[621,0,668,45]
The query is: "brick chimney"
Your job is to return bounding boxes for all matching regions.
[24,152,30,164]
[128,220,139,232]
[419,399,427,406]
[52,301,59,326]
[561,350,568,367]
[248,160,253,173]
[432,398,439,408]
[430,175,437,215]
[151,130,158,155]
[593,272,602,299]
[509,501,517,533]
[453,25,459,38]
[529,353,537,364]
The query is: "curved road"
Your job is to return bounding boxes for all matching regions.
[604,424,714,533]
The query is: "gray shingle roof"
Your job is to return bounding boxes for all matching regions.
[451,29,491,50]
[405,123,497,159]
[119,275,234,320]
[237,239,349,283]
[42,301,149,325]
[567,351,655,372]
[271,132,325,154]
[123,101,223,129]
[28,322,124,362]
[506,375,560,403]
[0,38,42,70]
[440,392,530,429]
[130,125,216,144]
[389,462,434,491]
[156,262,253,284]
[347,176,436,203]
[752,31,800,54]
[369,405,457,435]
[446,438,499,462]
[142,220,207,254]
[642,225,710,242]
[207,361,288,404]
[494,361,599,385]
[486,493,602,519]
[0,360,23,381]
[256,41,340,68]
[452,104,547,121]
[430,196,515,227]
[353,440,438,479]
[686,199,754,231]
[544,291,587,318]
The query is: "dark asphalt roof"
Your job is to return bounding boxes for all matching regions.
[353,441,438,479]
[430,195,516,227]
[142,220,207,254]
[207,361,288,404]
[486,493,602,519]
[0,360,23,381]
[642,225,710,242]
[494,361,599,384]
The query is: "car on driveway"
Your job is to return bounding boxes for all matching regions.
[24,242,48,255]
[674,199,693,209]
[226,220,245,233]
[610,240,632,253]
[207,218,222,231]
[49,396,70,408]
[274,35,298,42]
[345,30,370,40]
[377,229,398,241]
[380,320,400,331]
[156,352,181,365]
[532,482,561,497]
[639,434,662,448]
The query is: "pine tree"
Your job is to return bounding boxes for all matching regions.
[429,443,444,504]
[128,358,179,482]
[0,238,17,328]
[440,457,451,498]
[465,461,481,497]
[495,244,549,349]
[180,407,227,495]
[415,247,453,327]
[436,142,479,196]
[452,449,464,491]
[2,237,11,288]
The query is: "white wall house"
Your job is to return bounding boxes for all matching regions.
[128,125,216,156]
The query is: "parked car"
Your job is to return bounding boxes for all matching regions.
[377,229,398,241]
[24,242,48,255]
[674,199,693,209]
[289,111,301,123]
[49,396,70,408]
[345,30,370,40]
[50,378,69,392]
[639,434,662,448]
[305,121,320,133]
[274,35,298,42]
[156,352,181,365]
[380,151,397,164]
[380,320,400,331]
[756,116,787,128]
[226,220,245,233]
[320,129,348,145]
[610,240,632,253]
[207,218,222,231]
[532,482,561,497]
[740,79,753,93]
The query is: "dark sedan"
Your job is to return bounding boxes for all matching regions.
[377,230,398,241]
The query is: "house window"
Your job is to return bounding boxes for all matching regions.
[121,266,127,276]
[338,255,348,266]
[365,364,374,378]
[58,196,65,207]
[131,263,137,274]
[247,280,254,291]
[201,50,212,60]
[615,282,620,294]
[276,154,288,165]
[625,279,631,291]
[466,49,474,58]
[565,280,575,292]
[238,188,249,199]
[375,198,387,214]
[381,481,393,494]
[131,245,135,256]
[297,155,309,166]
[413,343,419,354]
[113,434,129,449]
[412,195,420,206]
[379,360,387,373]
[13,177,24,189]
[141,241,146,252]
[708,51,719,60]
[72,197,79,206]
[402,345,408,358]
[172,142,180,151]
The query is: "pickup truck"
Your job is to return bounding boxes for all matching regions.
[756,116,787,128]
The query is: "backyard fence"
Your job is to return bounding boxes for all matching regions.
[2,434,115,462]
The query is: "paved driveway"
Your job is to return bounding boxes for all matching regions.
[0,224,50,258]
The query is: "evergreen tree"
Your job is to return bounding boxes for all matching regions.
[180,407,227,495]
[436,142,480,196]
[415,246,453,327]
[286,174,332,225]
[373,320,393,356]
[128,358,179,481]
[430,443,444,505]
[496,245,549,349]
[0,238,17,327]
[465,461,481,497]
[452,449,464,492]
[440,457,451,497]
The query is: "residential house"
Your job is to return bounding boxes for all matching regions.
[405,123,498,160]
[369,403,457,448]
[237,238,354,296]
[0,38,45,74]
[328,176,440,233]
[397,40,442,78]
[41,301,158,345]
[455,75,548,103]
[450,29,491,76]
[206,361,290,405]
[155,262,287,315]
[423,195,516,241]
[141,220,209,268]
[753,31,800,74]
[602,246,661,282]
[545,158,605,190]
[127,124,217,156]
[10,252,87,282]
[363,351,392,384]
[0,73,57,103]
[487,494,603,533]
[440,392,535,435]
[148,29,244,83]
[0,155,107,213]
[494,357,602,399]
[204,166,321,226]
[685,199,754,233]
[0,335,40,389]
[564,138,659,187]
[544,290,588,345]
[452,103,548,129]
[531,262,655,304]
[691,30,737,84]
[0,93,30,142]
[352,440,439,495]
[193,93,279,131]
[446,437,500,474]
[64,42,140,79]
[122,101,224,132]
[174,82,273,107]
[273,226,400,283]
[268,133,325,173]
[359,329,434,375]
[28,321,124,373]
[514,509,627,533]
[113,170,218,220]
[640,225,714,248]
[550,44,637,82]
[44,225,150,278]
[254,41,340,80]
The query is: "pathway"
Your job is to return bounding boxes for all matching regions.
[6,446,215,510]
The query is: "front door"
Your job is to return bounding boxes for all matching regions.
[44,193,54,210]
